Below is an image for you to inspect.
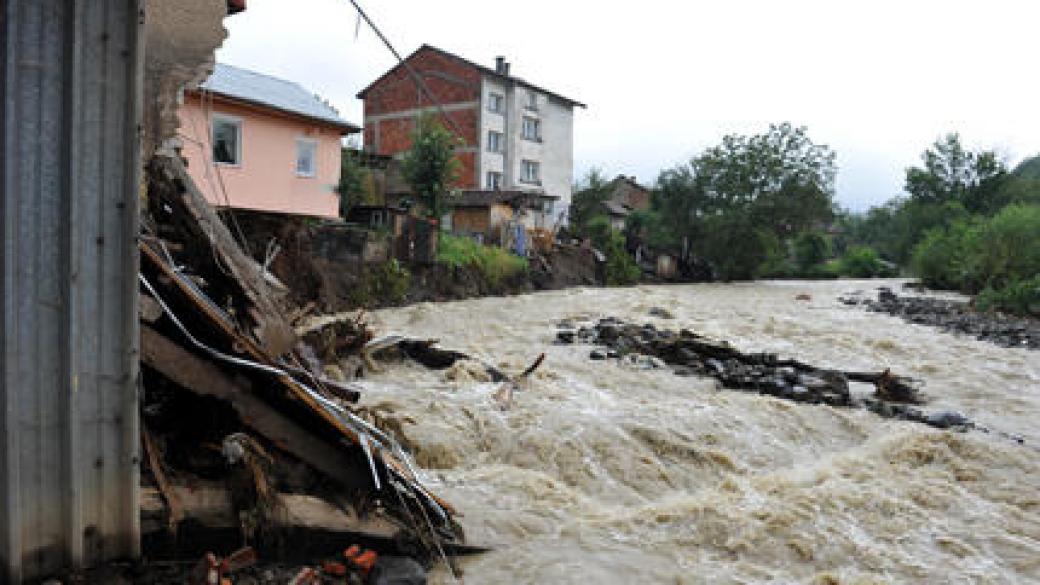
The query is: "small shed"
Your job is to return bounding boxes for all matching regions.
[449,190,555,244]
[343,204,408,237]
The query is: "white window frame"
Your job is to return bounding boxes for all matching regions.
[487,130,504,153]
[521,116,541,142]
[486,171,503,190]
[295,137,318,178]
[521,160,540,184]
[211,113,242,166]
[488,92,505,114]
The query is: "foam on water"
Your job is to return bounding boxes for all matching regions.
[360,280,1040,584]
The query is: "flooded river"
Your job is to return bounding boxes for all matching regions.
[361,280,1040,584]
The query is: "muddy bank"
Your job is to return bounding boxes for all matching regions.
[229,211,601,313]
[842,286,1040,349]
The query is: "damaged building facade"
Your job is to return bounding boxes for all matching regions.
[4,1,465,582]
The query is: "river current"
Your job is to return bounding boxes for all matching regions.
[360,280,1039,584]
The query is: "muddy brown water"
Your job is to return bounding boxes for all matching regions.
[357,280,1040,584]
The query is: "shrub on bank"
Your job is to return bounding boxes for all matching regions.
[976,275,1040,317]
[794,231,831,272]
[972,204,1040,289]
[345,259,411,308]
[839,246,896,278]
[911,219,982,291]
[585,215,641,285]
[911,204,1040,293]
[437,233,527,286]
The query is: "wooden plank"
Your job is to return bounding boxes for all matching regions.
[156,155,295,356]
[140,243,457,517]
[141,427,184,533]
[140,485,399,538]
[140,324,365,491]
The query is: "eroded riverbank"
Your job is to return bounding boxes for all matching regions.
[356,280,1040,584]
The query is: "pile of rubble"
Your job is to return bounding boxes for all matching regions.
[841,287,1040,350]
[129,154,479,583]
[554,314,991,432]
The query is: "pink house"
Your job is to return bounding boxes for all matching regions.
[178,63,360,218]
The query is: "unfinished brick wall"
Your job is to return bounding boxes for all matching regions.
[362,46,481,115]
[373,108,478,154]
[455,152,477,189]
[362,46,485,190]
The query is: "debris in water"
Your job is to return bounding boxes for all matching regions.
[555,317,986,433]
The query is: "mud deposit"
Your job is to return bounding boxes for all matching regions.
[358,280,1040,584]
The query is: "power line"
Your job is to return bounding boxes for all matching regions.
[346,0,469,140]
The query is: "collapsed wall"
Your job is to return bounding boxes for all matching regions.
[142,0,229,157]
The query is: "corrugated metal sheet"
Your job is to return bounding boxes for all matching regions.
[1,1,142,582]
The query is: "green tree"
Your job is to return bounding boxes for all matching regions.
[625,208,677,250]
[649,123,836,280]
[401,114,461,220]
[691,122,836,236]
[905,133,1010,215]
[1013,154,1040,179]
[698,213,780,281]
[336,148,369,218]
[568,168,612,237]
[794,231,830,271]
[585,216,640,285]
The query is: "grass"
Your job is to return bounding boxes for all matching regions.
[437,233,527,286]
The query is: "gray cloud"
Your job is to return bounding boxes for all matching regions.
[217,0,1040,211]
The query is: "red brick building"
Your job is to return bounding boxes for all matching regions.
[357,45,584,226]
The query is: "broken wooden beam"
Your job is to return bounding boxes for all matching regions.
[140,483,400,539]
[140,324,366,491]
[141,426,184,534]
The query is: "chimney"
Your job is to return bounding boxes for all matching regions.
[495,56,510,76]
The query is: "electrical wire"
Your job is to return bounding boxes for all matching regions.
[346,0,469,140]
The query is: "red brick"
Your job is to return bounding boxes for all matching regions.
[455,151,477,189]
[373,108,478,156]
[363,46,481,116]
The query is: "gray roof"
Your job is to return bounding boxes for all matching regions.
[198,63,359,132]
[358,45,586,108]
[602,200,633,217]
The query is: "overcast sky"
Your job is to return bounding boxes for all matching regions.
[216,0,1040,211]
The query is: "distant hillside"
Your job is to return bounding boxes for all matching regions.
[1013,155,1040,179]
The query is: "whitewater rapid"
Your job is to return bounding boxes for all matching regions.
[360,280,1040,584]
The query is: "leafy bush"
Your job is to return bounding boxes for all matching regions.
[369,259,410,304]
[603,231,641,285]
[794,231,831,271]
[976,275,1040,317]
[971,204,1040,289]
[840,246,895,278]
[346,259,410,307]
[437,234,527,286]
[911,219,981,291]
[582,215,640,285]
[584,215,614,250]
[911,204,1040,293]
